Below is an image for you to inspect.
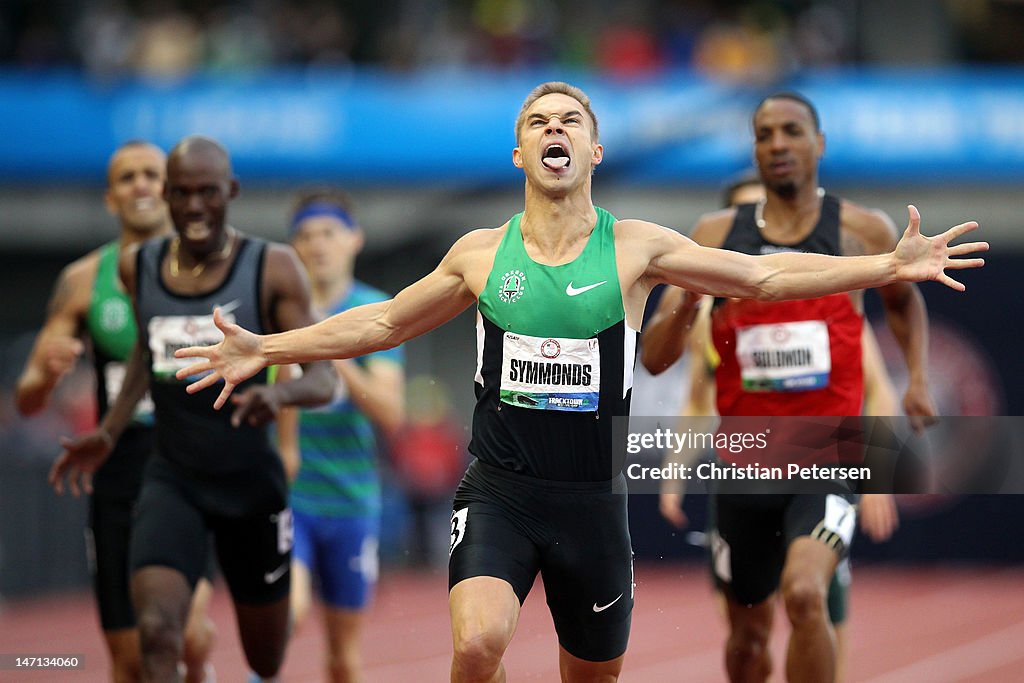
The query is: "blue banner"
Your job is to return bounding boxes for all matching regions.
[2,68,1023,185]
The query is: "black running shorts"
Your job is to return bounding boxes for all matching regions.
[449,459,633,662]
[130,456,291,604]
[711,491,857,606]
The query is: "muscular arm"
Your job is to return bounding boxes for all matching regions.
[639,288,701,375]
[683,304,718,419]
[16,258,93,415]
[878,283,932,419]
[261,235,479,365]
[659,308,719,526]
[97,341,151,442]
[647,229,900,300]
[639,216,730,375]
[861,325,899,417]
[177,229,492,409]
[633,206,982,304]
[48,247,149,496]
[845,205,935,427]
[260,244,337,409]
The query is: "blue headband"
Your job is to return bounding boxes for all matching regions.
[289,202,356,236]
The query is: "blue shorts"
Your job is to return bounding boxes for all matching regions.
[292,510,379,609]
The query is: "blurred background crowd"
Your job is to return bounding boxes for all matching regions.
[3,0,1024,79]
[2,0,1023,603]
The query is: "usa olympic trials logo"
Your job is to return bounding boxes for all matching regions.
[540,339,561,358]
[498,270,526,303]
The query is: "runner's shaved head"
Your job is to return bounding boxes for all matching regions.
[168,135,233,176]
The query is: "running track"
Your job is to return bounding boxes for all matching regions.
[2,563,1023,681]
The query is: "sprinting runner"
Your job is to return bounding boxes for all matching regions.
[17,141,217,683]
[50,136,337,683]
[166,83,982,682]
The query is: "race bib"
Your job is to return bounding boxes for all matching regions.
[103,361,154,419]
[823,494,857,548]
[500,332,600,412]
[736,320,830,392]
[148,313,229,382]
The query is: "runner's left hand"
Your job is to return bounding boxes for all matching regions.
[48,429,114,497]
[892,205,986,291]
[230,385,283,428]
[859,493,899,543]
[903,381,938,434]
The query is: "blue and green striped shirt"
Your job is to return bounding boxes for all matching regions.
[290,281,403,518]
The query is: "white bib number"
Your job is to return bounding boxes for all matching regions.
[148,313,230,382]
[499,332,600,412]
[823,494,856,548]
[450,508,469,556]
[736,320,831,392]
[273,508,294,554]
[103,362,154,419]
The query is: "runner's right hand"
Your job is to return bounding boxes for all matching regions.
[48,429,114,497]
[659,492,689,529]
[39,336,84,380]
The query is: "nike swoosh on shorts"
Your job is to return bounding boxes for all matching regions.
[592,593,623,612]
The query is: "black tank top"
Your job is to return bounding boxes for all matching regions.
[135,236,278,474]
[723,195,841,257]
[711,194,864,418]
[712,194,842,314]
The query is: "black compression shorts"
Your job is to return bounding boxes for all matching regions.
[86,494,135,630]
[704,492,853,623]
[86,456,214,630]
[130,455,290,605]
[711,491,857,606]
[449,459,633,662]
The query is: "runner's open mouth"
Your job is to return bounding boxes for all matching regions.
[183,221,212,242]
[542,144,570,170]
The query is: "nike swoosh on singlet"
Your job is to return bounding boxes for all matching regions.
[592,593,623,612]
[566,281,607,297]
[263,562,289,584]
[215,299,242,315]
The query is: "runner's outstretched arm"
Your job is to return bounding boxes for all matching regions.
[175,231,483,409]
[645,206,985,300]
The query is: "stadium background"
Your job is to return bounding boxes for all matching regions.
[1,1,1022,678]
